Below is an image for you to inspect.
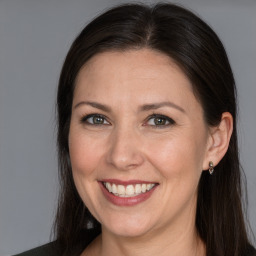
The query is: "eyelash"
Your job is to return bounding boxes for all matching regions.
[145,114,175,128]
[80,114,110,125]
[80,113,175,128]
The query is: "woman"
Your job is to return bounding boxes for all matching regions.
[15,2,255,256]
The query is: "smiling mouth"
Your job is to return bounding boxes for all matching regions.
[102,182,158,198]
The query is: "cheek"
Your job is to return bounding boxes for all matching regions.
[68,130,105,219]
[146,132,205,180]
[68,129,104,179]
[146,133,206,212]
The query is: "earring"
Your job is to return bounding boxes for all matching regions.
[209,161,214,175]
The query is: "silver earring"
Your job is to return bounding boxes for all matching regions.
[209,161,214,175]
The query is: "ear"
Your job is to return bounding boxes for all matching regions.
[202,112,233,171]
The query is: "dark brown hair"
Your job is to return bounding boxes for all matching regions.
[54,3,254,256]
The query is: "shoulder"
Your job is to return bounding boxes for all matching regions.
[13,241,60,256]
[246,244,256,256]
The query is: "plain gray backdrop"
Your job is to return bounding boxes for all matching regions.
[0,0,255,255]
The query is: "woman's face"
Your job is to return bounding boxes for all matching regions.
[69,49,211,238]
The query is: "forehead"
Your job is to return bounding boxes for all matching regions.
[76,49,187,82]
[74,49,200,114]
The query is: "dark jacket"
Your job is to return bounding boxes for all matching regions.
[13,241,256,256]
[13,242,60,256]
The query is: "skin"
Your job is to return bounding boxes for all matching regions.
[68,49,233,256]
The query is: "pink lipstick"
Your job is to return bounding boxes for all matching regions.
[99,179,158,207]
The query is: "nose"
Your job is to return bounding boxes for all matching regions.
[106,126,145,171]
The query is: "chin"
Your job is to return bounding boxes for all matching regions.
[107,225,151,238]
[101,213,154,238]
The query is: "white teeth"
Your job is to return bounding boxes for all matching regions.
[126,185,135,196]
[106,182,112,193]
[112,184,117,194]
[135,184,142,194]
[147,184,154,190]
[117,185,125,195]
[104,182,156,197]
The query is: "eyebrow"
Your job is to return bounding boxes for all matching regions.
[74,101,111,112]
[74,101,185,113]
[139,102,185,113]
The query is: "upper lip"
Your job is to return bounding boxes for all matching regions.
[99,179,158,185]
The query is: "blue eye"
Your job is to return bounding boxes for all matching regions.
[81,114,110,125]
[146,114,175,127]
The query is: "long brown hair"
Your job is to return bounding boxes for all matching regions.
[54,3,254,255]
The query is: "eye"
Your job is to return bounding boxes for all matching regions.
[146,114,175,127]
[80,114,110,125]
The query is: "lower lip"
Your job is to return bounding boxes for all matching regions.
[99,182,158,207]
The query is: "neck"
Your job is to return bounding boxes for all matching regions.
[84,215,205,256]
[101,226,204,256]
[82,195,205,256]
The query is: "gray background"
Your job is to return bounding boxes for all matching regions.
[0,0,255,255]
